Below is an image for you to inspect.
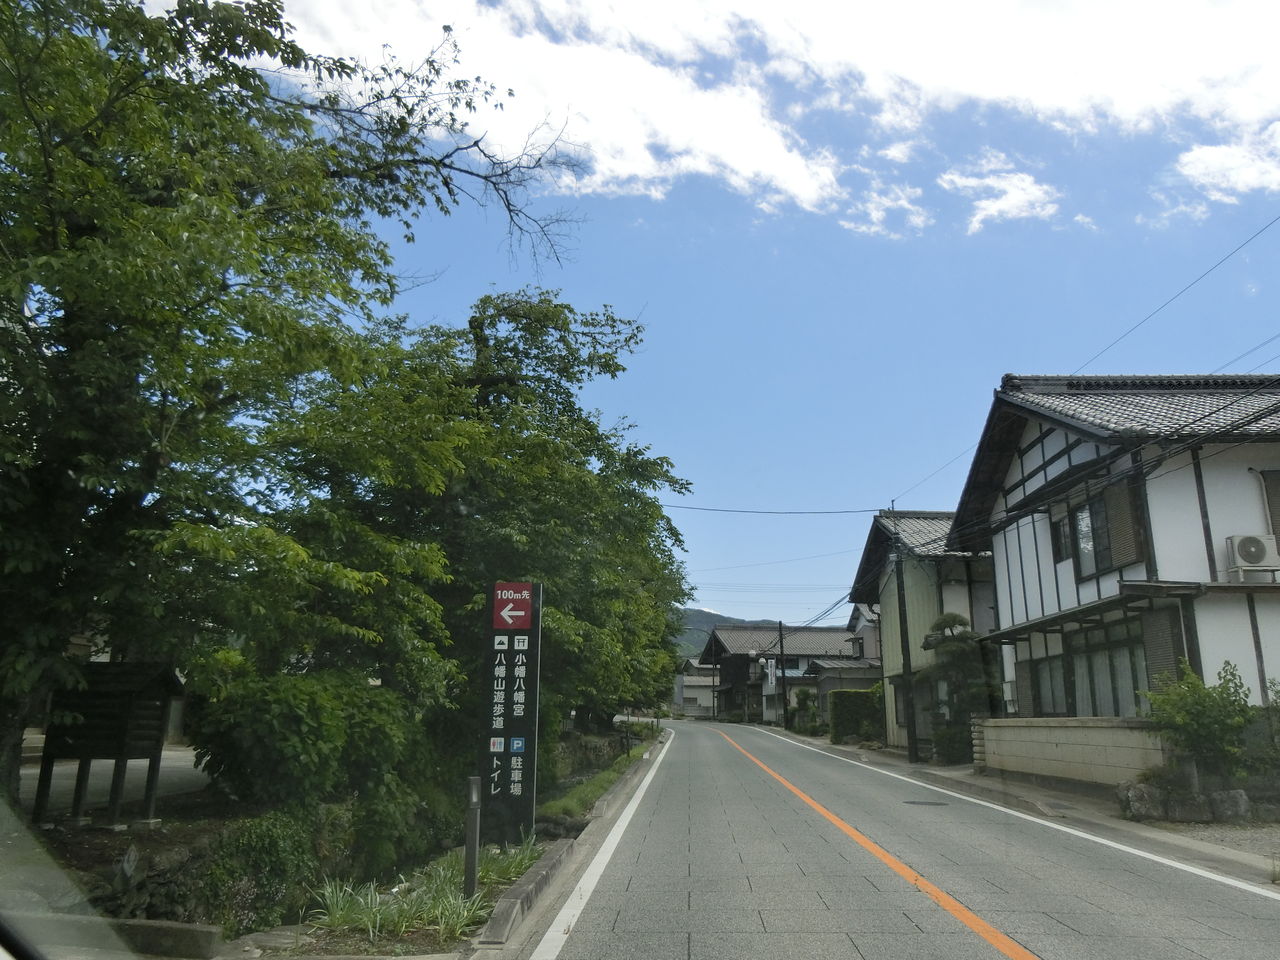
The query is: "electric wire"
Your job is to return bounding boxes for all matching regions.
[1070,209,1280,375]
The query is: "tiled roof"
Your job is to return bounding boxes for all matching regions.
[874,511,958,557]
[1000,374,1280,439]
[704,625,856,658]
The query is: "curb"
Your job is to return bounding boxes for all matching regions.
[473,729,670,948]
[475,838,574,945]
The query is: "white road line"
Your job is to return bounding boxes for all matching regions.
[528,730,676,960]
[752,726,1280,903]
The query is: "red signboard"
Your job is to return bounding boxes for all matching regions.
[492,582,533,629]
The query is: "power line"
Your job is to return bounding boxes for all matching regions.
[663,504,877,515]
[1071,209,1280,374]
[690,548,859,572]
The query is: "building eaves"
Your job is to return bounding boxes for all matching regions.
[950,373,1280,552]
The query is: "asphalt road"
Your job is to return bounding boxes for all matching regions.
[518,720,1280,960]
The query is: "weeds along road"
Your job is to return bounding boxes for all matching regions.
[517,720,1280,960]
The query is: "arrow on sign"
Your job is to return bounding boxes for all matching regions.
[498,602,520,625]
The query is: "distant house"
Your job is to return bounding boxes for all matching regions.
[848,510,996,755]
[697,624,872,724]
[672,658,715,717]
[949,374,1280,784]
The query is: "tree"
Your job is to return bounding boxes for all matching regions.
[0,0,566,801]
[917,613,1000,763]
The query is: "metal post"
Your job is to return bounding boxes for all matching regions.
[465,776,481,899]
[778,621,790,731]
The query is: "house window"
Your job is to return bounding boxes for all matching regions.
[1067,480,1145,580]
[1073,497,1112,577]
[1035,657,1068,716]
[1051,512,1074,564]
[1066,619,1147,718]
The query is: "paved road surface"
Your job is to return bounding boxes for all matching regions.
[521,721,1280,960]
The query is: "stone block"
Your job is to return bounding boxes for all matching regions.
[1123,782,1168,820]
[1252,801,1280,822]
[1166,793,1213,823]
[1209,789,1251,822]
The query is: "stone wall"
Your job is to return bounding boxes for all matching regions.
[975,717,1164,786]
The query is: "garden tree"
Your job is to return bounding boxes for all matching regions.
[1147,659,1254,790]
[0,0,566,801]
[916,613,1001,763]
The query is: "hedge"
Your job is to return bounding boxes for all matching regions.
[829,685,884,744]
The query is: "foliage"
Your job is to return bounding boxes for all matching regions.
[307,836,541,945]
[536,744,648,820]
[930,724,975,765]
[0,0,689,843]
[916,614,1000,763]
[1147,659,1254,780]
[200,809,327,937]
[187,670,461,877]
[0,0,569,799]
[829,685,885,744]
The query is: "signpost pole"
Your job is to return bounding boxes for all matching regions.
[481,581,542,843]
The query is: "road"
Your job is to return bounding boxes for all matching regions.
[518,721,1280,960]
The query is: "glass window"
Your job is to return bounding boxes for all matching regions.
[1089,649,1115,716]
[1112,647,1136,717]
[1036,657,1067,715]
[1073,497,1112,578]
[1073,654,1093,716]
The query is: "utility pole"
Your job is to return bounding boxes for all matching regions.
[778,620,790,731]
[892,517,921,763]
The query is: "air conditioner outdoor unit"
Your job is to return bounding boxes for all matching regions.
[1226,534,1280,577]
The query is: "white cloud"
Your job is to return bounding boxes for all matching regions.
[937,153,1061,234]
[284,1,1280,224]
[840,179,931,238]
[1073,213,1097,231]
[1135,191,1211,229]
[878,140,923,164]
[1176,123,1280,202]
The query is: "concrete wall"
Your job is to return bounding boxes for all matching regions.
[976,717,1165,786]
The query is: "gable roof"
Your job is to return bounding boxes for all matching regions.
[998,374,1280,439]
[949,373,1280,551]
[698,624,856,662]
[848,510,969,604]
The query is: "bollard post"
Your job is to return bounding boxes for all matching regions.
[465,776,481,899]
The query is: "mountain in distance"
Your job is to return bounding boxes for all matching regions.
[673,607,776,659]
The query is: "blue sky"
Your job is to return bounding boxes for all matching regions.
[290,1,1280,625]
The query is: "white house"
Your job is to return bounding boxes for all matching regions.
[848,510,996,756]
[949,374,1280,784]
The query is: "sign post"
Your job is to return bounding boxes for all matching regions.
[481,581,542,843]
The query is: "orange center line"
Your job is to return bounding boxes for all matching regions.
[716,730,1041,960]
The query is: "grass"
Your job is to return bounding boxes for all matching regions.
[305,834,541,947]
[536,742,649,819]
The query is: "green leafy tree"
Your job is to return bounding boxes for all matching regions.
[0,0,564,801]
[917,613,1000,763]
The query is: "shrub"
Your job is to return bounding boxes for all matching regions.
[188,670,458,878]
[829,685,884,744]
[1147,659,1253,783]
[930,722,973,765]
